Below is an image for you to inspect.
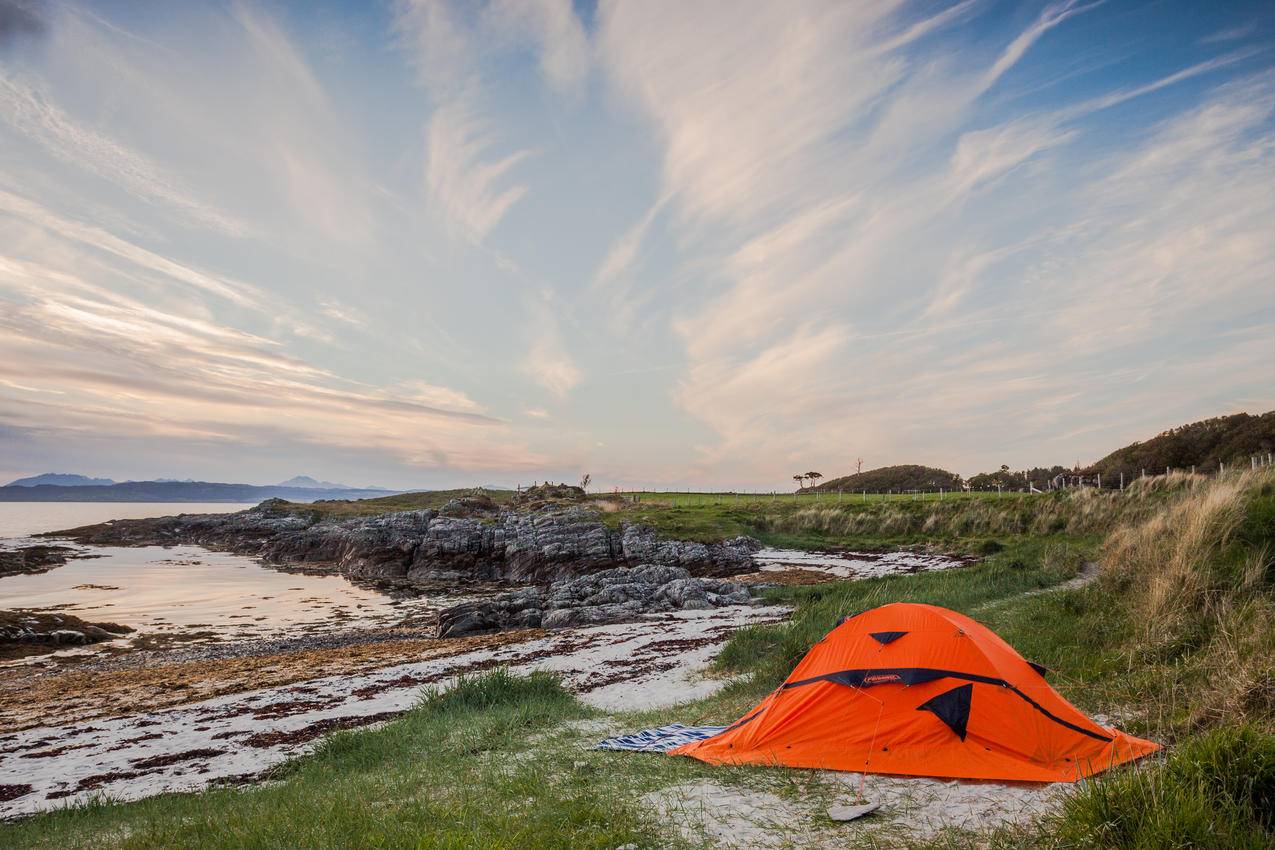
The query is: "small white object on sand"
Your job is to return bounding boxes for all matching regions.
[827,801,881,821]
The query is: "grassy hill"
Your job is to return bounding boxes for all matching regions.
[810,463,962,493]
[1088,411,1275,477]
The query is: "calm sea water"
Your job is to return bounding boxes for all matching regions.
[0,501,255,539]
[0,502,449,664]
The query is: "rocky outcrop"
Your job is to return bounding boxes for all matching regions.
[54,502,763,586]
[1,610,134,657]
[436,565,753,638]
[0,544,86,579]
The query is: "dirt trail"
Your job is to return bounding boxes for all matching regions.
[971,561,1099,615]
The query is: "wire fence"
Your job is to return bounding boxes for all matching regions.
[587,489,1018,506]
[1034,451,1275,492]
[559,452,1275,505]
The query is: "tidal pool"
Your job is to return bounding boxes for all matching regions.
[0,544,452,663]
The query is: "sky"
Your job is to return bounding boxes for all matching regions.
[0,0,1273,491]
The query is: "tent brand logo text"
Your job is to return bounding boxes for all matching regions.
[864,673,902,684]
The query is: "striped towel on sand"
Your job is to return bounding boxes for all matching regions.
[595,723,727,753]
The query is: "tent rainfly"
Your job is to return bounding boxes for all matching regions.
[674,602,1158,782]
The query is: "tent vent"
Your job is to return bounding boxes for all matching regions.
[869,631,907,645]
[1028,661,1049,677]
[917,683,973,741]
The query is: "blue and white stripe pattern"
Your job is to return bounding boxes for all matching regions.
[595,723,726,753]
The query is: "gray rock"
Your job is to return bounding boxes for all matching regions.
[629,563,692,585]
[54,502,763,590]
[437,565,753,637]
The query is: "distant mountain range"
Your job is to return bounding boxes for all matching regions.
[6,473,117,487]
[275,475,387,491]
[1,473,398,503]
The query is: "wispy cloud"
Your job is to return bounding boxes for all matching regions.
[396,1,585,245]
[317,298,369,330]
[0,256,540,471]
[483,0,589,97]
[425,99,533,241]
[599,1,1274,480]
[0,72,247,235]
[521,293,582,399]
[0,189,265,308]
[976,1,1099,95]
[1202,23,1256,45]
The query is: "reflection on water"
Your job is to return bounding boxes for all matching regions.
[0,544,450,664]
[752,547,966,579]
[0,502,256,539]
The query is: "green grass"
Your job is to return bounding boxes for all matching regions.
[273,488,518,518]
[588,484,1185,548]
[1,671,657,850]
[588,492,1051,547]
[713,535,1096,698]
[1024,726,1275,850]
[600,490,1024,506]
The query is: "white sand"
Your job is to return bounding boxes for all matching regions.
[647,773,1067,847]
[0,605,787,818]
[646,780,824,849]
[753,548,964,579]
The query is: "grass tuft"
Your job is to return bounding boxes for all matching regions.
[1044,725,1275,850]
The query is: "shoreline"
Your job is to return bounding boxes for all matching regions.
[0,605,789,819]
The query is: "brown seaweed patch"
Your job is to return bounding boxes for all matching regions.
[128,748,226,771]
[243,711,401,748]
[0,784,33,802]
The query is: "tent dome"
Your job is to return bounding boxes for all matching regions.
[674,602,1158,782]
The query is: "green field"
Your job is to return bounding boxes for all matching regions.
[602,489,1024,505]
[271,488,519,518]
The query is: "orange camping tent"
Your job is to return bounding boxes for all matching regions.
[674,602,1158,782]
